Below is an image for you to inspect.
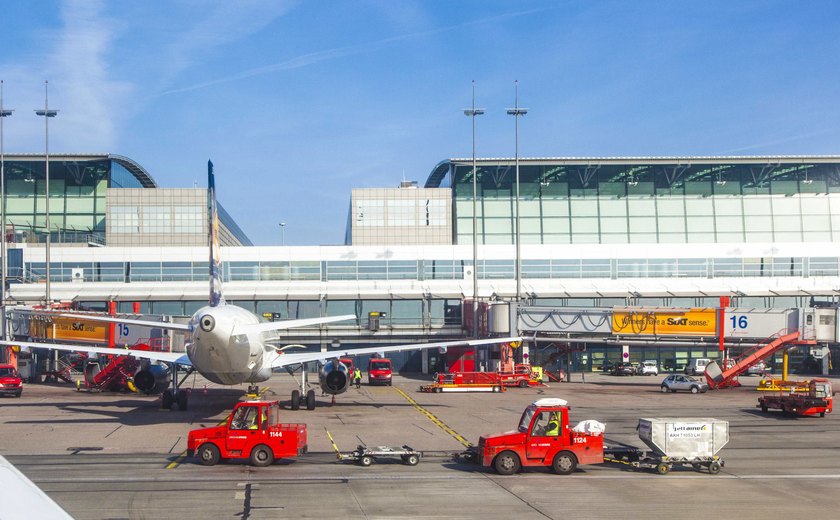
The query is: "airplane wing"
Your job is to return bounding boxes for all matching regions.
[24,312,192,332]
[0,455,73,519]
[239,314,356,334]
[0,340,191,365]
[270,336,522,368]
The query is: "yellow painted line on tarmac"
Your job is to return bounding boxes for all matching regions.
[166,450,188,469]
[394,387,472,448]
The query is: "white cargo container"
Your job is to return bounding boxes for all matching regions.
[638,418,729,459]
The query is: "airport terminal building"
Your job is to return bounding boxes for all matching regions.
[4,154,840,373]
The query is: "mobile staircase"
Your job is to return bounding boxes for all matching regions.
[705,331,805,389]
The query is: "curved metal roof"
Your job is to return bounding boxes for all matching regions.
[108,154,158,188]
[425,155,840,188]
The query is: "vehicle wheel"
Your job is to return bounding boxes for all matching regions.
[820,411,826,418]
[291,390,300,410]
[15,391,22,398]
[493,451,521,475]
[656,463,671,475]
[552,451,577,475]
[176,391,189,411]
[197,443,220,466]
[162,389,174,409]
[660,386,669,393]
[690,386,699,394]
[403,454,419,466]
[708,461,721,475]
[250,445,274,467]
[305,389,316,410]
[359,455,373,467]
[388,381,392,386]
[519,380,528,388]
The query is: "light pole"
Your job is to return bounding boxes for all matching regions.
[279,222,286,246]
[506,80,527,303]
[463,81,484,339]
[36,81,58,304]
[0,81,13,341]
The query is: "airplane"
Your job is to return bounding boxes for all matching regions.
[0,161,522,412]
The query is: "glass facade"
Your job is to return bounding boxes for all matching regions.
[21,254,840,284]
[3,158,110,244]
[435,158,840,245]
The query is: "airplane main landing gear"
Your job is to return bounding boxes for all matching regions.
[160,363,194,411]
[161,389,190,411]
[290,389,316,410]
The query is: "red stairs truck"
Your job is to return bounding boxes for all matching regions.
[466,398,604,475]
[188,400,307,467]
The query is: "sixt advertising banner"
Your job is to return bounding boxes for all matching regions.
[30,317,109,343]
[611,307,717,336]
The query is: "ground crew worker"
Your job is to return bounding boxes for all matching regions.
[545,412,560,436]
[354,367,362,388]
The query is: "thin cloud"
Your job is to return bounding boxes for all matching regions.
[158,6,553,97]
[721,129,836,154]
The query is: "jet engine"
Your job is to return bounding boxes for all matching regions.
[132,364,171,395]
[319,359,350,395]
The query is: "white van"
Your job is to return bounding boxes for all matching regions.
[684,358,711,376]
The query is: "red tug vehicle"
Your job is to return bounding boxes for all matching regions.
[188,400,307,466]
[466,398,604,475]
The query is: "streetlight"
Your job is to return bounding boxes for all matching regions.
[279,222,286,246]
[463,80,484,339]
[0,80,13,341]
[35,81,58,304]
[506,80,527,303]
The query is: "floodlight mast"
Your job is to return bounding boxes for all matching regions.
[464,81,484,339]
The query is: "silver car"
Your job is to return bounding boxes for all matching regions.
[661,374,709,394]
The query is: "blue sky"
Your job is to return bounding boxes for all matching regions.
[2,0,840,245]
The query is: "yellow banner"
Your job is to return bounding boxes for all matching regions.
[611,308,717,336]
[30,317,109,343]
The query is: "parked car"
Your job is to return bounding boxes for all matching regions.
[661,374,708,394]
[637,361,659,376]
[601,362,616,373]
[612,362,636,376]
[746,361,768,376]
[0,365,23,398]
[684,358,712,376]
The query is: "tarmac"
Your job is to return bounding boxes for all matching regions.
[1,371,839,519]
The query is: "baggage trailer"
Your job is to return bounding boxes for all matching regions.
[758,378,833,417]
[420,371,503,393]
[339,445,421,467]
[606,417,729,475]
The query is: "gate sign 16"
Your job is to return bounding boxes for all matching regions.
[724,309,796,339]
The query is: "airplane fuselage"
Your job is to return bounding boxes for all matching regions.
[186,305,272,385]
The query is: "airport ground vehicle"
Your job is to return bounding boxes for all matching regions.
[637,361,658,376]
[758,378,833,417]
[467,398,604,475]
[339,445,421,466]
[501,363,543,387]
[685,358,711,375]
[188,400,307,466]
[606,418,728,475]
[368,358,392,385]
[0,365,23,397]
[661,374,708,393]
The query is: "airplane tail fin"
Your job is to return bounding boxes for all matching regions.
[208,160,226,307]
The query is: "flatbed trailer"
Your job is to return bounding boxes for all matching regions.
[339,445,421,466]
[758,379,833,417]
[604,445,724,475]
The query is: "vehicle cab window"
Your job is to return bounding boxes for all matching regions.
[231,407,259,430]
[530,411,561,437]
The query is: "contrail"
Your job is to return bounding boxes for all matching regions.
[157,7,553,97]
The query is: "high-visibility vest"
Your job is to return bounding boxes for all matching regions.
[354,369,361,379]
[546,418,560,436]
